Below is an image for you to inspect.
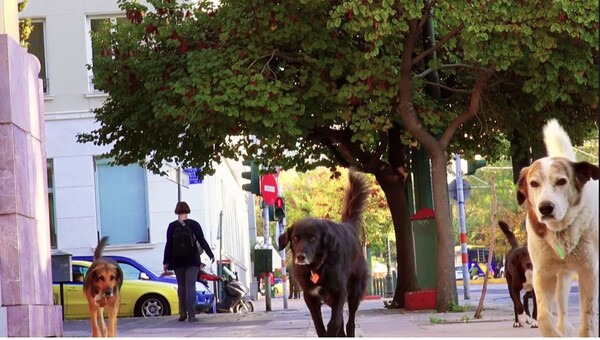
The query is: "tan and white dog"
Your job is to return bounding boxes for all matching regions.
[83,237,123,337]
[517,119,598,337]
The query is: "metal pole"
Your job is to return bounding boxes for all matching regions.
[177,167,182,202]
[455,154,471,299]
[262,200,272,312]
[276,178,289,310]
[219,210,223,265]
[278,219,289,309]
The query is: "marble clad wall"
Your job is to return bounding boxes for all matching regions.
[0,34,62,337]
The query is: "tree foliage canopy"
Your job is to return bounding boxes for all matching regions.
[80,0,597,175]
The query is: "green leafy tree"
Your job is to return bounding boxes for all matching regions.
[79,0,598,311]
[18,0,32,47]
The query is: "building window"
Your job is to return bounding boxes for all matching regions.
[47,159,57,248]
[87,16,126,93]
[27,21,48,94]
[94,158,149,245]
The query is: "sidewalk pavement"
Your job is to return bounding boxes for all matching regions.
[63,283,592,337]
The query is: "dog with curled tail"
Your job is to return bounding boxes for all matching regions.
[517,119,598,337]
[278,169,369,337]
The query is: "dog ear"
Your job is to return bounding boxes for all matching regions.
[278,227,293,251]
[323,229,336,250]
[573,161,600,191]
[516,166,529,205]
[116,265,124,290]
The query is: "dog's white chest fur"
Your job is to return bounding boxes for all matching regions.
[309,286,323,297]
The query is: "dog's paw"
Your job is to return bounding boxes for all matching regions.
[530,319,538,328]
[513,321,524,328]
[517,313,530,327]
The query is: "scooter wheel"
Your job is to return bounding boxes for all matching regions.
[233,300,254,313]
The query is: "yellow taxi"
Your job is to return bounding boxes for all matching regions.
[53,260,180,319]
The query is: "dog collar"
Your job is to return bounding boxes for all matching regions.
[555,244,565,260]
[310,271,320,284]
[310,256,326,284]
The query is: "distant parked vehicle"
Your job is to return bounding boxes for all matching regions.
[73,255,214,313]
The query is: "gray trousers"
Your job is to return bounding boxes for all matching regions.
[174,266,199,317]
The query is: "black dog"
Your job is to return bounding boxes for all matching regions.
[499,221,537,328]
[278,170,369,337]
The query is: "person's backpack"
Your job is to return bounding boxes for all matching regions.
[171,221,198,260]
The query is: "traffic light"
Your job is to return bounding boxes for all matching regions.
[241,160,260,195]
[274,197,285,221]
[465,159,487,175]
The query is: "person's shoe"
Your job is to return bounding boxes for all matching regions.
[178,314,187,322]
[188,317,199,323]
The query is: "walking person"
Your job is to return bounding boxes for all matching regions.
[163,201,215,322]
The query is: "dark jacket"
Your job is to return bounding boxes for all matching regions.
[163,219,214,270]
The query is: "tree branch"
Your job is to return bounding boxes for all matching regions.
[421,80,473,94]
[415,63,482,79]
[439,64,495,148]
[412,22,464,67]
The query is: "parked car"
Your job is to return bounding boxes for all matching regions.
[72,255,214,313]
[53,260,182,319]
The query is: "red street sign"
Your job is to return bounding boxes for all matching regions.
[260,174,278,205]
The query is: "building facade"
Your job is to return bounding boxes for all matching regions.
[20,0,253,285]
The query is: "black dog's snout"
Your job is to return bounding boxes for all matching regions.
[525,262,533,270]
[538,201,554,217]
[296,253,306,262]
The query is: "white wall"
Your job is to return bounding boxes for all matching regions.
[21,0,252,285]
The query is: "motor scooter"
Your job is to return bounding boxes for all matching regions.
[199,266,254,313]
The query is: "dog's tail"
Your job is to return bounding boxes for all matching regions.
[543,119,576,161]
[341,170,370,226]
[94,236,109,260]
[498,221,518,250]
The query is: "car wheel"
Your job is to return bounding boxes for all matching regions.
[135,294,170,317]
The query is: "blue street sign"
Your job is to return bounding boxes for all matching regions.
[183,168,202,184]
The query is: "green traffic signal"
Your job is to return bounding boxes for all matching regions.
[241,160,260,195]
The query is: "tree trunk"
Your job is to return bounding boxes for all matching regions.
[430,152,458,312]
[374,169,416,308]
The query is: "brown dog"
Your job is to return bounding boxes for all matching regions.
[498,221,537,328]
[278,170,369,337]
[83,236,123,337]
